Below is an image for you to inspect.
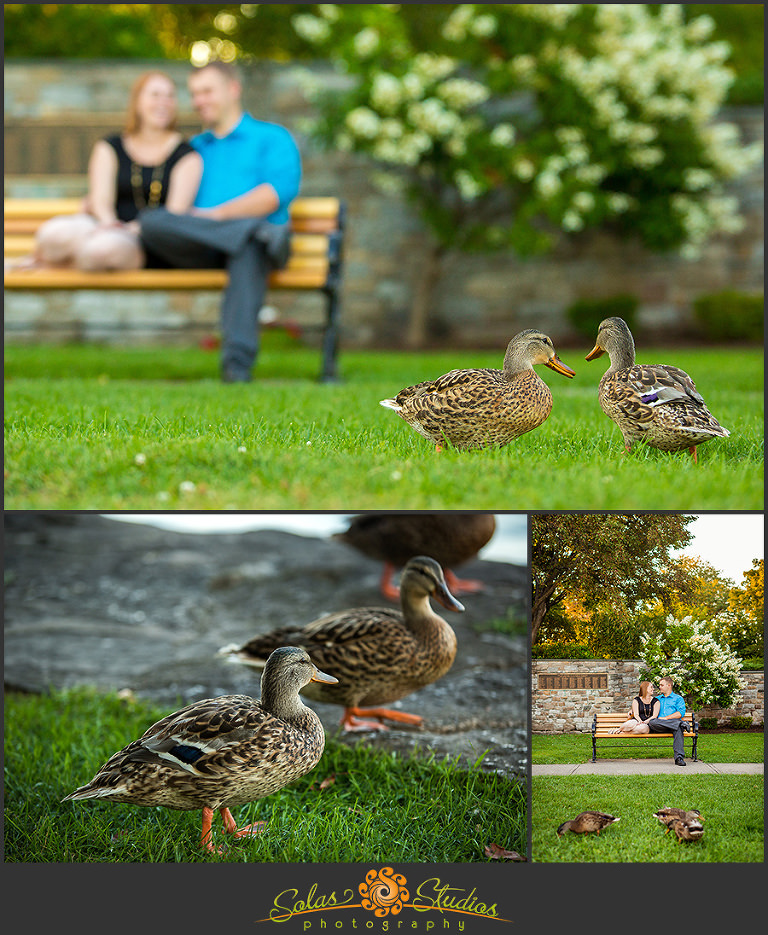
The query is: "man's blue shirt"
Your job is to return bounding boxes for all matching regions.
[191,113,301,224]
[656,691,686,719]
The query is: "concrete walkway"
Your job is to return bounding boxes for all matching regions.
[533,760,763,775]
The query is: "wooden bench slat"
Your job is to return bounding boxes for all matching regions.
[594,730,697,737]
[4,268,228,289]
[4,198,83,218]
[5,219,48,235]
[290,218,341,234]
[5,232,333,259]
[4,267,331,291]
[4,196,341,221]
[289,197,340,218]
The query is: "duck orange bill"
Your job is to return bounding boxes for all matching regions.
[311,667,339,684]
[433,583,465,613]
[545,355,576,378]
[585,343,605,361]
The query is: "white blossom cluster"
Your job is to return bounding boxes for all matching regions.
[442,5,498,42]
[292,13,331,45]
[341,59,490,171]
[505,4,762,248]
[516,5,581,29]
[640,614,745,708]
[292,4,762,252]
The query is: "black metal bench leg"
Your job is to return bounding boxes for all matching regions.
[319,285,340,382]
[592,734,597,763]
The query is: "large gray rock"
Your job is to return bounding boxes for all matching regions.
[4,513,528,777]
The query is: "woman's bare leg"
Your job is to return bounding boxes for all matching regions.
[612,718,639,734]
[35,214,98,265]
[75,228,145,270]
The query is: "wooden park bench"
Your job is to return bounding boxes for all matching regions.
[591,712,699,762]
[4,194,345,381]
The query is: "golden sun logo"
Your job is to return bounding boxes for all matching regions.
[359,867,410,917]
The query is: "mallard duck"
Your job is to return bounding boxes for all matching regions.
[668,815,705,843]
[379,330,575,451]
[220,556,463,732]
[333,512,496,600]
[653,807,704,833]
[586,317,729,462]
[556,811,620,836]
[62,646,337,852]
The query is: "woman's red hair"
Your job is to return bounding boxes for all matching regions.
[123,71,177,135]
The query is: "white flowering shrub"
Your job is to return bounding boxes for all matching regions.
[640,614,745,711]
[292,4,762,256]
[709,609,764,661]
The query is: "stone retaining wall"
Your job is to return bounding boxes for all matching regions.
[532,659,764,732]
[4,60,764,349]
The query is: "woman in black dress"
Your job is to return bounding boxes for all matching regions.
[34,71,202,270]
[612,680,660,733]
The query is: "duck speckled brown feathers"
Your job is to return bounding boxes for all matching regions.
[586,317,729,461]
[221,556,464,731]
[62,647,337,851]
[667,815,705,842]
[653,807,704,834]
[556,811,620,836]
[380,330,575,451]
[333,512,496,599]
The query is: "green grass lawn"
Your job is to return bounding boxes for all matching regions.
[532,730,764,764]
[4,343,763,510]
[4,688,525,863]
[532,774,764,862]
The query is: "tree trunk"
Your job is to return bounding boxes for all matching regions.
[406,238,447,349]
[531,579,562,646]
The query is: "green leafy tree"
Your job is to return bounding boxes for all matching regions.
[639,614,744,710]
[636,554,735,630]
[531,513,695,647]
[290,4,763,344]
[711,558,764,659]
[3,5,168,59]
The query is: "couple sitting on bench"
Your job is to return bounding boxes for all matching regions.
[29,62,300,384]
[612,676,691,766]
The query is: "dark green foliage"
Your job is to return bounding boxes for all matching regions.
[741,658,765,671]
[566,294,638,340]
[3,3,764,109]
[586,610,644,659]
[532,642,595,659]
[683,4,764,104]
[728,716,753,729]
[699,717,719,730]
[3,5,167,58]
[692,291,764,342]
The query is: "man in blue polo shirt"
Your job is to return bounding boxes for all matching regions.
[646,676,688,766]
[140,61,302,382]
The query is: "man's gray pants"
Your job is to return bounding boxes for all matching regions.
[139,208,290,378]
[647,717,686,760]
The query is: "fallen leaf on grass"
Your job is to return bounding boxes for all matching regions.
[484,842,526,861]
[319,775,336,790]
